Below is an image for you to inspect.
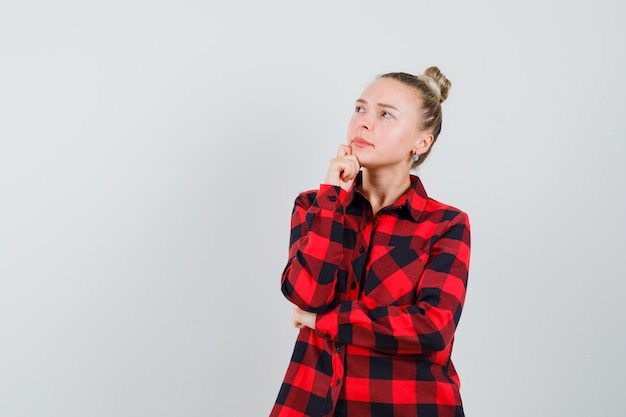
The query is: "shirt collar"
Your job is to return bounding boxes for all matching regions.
[350,172,429,222]
[400,175,429,222]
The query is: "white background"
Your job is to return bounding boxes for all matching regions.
[1,1,625,416]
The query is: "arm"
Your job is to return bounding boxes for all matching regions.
[314,211,471,354]
[280,185,349,312]
[280,145,360,312]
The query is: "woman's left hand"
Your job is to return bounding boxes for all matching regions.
[292,306,317,330]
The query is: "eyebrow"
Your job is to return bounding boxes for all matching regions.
[356,99,399,112]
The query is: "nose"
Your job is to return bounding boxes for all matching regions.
[358,119,371,130]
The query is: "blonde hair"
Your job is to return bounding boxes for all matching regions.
[378,66,451,168]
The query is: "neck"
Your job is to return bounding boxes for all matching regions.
[359,167,412,214]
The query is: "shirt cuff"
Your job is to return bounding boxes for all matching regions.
[315,184,350,210]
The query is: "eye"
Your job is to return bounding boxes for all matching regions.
[355,105,365,113]
[381,111,392,119]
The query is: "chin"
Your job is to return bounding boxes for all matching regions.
[351,148,367,160]
[352,152,366,165]
[357,160,371,170]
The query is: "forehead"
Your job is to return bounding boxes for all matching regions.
[359,77,421,108]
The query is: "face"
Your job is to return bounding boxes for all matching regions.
[347,77,431,170]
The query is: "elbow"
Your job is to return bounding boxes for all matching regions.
[418,320,457,352]
[414,306,458,352]
[418,331,451,352]
[280,260,336,312]
[302,303,331,314]
[281,280,332,313]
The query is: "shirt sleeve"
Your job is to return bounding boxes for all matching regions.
[314,211,471,354]
[280,184,351,312]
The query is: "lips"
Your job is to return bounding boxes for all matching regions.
[352,136,373,148]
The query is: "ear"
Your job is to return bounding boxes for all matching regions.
[413,132,434,155]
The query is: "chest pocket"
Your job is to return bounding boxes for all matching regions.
[362,244,426,305]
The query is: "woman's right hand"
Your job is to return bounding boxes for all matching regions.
[324,144,361,191]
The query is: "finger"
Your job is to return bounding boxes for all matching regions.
[339,157,360,182]
[292,306,302,327]
[339,165,354,182]
[292,307,304,328]
[336,144,352,157]
[341,169,357,183]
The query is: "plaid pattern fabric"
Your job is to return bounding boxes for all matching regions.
[271,174,471,417]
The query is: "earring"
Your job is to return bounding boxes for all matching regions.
[412,153,419,162]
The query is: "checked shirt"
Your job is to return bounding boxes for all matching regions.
[270,174,471,417]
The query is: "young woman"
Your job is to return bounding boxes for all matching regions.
[270,67,471,417]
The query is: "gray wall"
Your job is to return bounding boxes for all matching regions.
[1,1,625,416]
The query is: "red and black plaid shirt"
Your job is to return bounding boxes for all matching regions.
[271,174,471,417]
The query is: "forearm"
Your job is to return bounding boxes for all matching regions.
[315,299,461,354]
[280,185,349,311]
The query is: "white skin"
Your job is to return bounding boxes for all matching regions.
[293,77,435,330]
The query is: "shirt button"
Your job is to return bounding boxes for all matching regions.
[329,195,337,202]
[350,282,357,289]
[359,247,365,254]
[336,344,342,353]
[336,379,341,386]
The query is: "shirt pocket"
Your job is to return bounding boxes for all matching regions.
[362,244,426,306]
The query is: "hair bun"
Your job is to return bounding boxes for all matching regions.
[420,66,451,103]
